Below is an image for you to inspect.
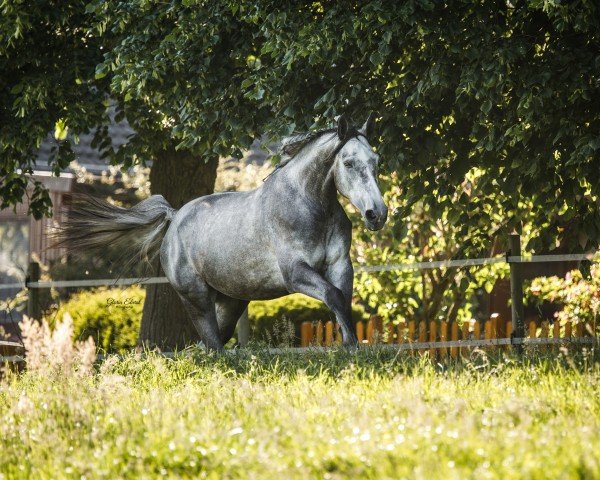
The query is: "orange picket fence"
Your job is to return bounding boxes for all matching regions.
[300,315,598,358]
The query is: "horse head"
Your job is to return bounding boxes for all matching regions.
[332,113,388,231]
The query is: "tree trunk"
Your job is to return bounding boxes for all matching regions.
[138,145,218,350]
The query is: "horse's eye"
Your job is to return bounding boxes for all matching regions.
[343,160,353,168]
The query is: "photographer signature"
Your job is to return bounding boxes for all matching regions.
[106,297,142,309]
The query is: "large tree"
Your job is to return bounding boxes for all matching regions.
[0,1,269,348]
[2,0,599,347]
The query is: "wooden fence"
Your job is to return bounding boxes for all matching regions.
[300,315,598,358]
[2,316,597,366]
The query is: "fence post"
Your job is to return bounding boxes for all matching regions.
[26,261,41,320]
[237,308,250,347]
[509,233,525,354]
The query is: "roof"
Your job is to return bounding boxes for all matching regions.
[35,118,135,175]
[35,109,270,175]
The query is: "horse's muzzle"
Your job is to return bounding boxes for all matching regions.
[364,205,388,231]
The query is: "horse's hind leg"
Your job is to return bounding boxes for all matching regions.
[216,293,249,345]
[174,280,223,351]
[161,237,223,350]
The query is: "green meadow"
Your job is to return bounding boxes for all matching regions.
[1,346,599,479]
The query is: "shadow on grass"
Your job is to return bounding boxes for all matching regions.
[107,343,599,384]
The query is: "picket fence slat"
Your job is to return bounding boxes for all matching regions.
[366,319,374,344]
[356,322,364,343]
[325,321,334,345]
[429,321,437,357]
[473,320,481,342]
[450,322,459,358]
[529,321,536,339]
[440,321,448,359]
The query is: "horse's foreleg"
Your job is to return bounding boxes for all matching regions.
[215,293,249,345]
[324,258,357,345]
[324,257,354,308]
[284,261,358,345]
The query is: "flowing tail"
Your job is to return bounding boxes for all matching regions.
[55,195,176,268]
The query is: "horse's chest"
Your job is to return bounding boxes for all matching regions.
[304,226,347,273]
[306,242,328,270]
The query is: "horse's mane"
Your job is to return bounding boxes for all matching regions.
[277,128,336,167]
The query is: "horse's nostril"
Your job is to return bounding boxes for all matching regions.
[365,209,377,221]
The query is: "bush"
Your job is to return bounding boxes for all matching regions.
[47,286,144,353]
[47,290,367,350]
[350,172,511,328]
[248,294,368,344]
[527,264,600,329]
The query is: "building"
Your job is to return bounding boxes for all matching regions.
[0,121,135,331]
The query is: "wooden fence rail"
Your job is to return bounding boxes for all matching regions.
[300,316,598,358]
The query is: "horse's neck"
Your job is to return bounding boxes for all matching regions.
[282,134,339,203]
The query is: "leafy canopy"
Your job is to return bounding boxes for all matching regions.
[233,0,599,253]
[1,0,598,253]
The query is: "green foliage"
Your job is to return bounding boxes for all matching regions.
[351,172,511,325]
[87,1,274,160]
[527,263,600,327]
[248,293,368,343]
[239,0,600,253]
[0,0,108,217]
[48,286,144,353]
[2,0,599,254]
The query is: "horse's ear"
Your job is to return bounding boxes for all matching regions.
[360,112,378,138]
[337,114,349,140]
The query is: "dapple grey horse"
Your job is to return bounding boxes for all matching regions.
[62,114,388,349]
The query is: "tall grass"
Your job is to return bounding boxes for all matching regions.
[0,317,598,479]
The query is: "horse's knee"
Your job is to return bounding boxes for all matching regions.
[324,286,346,311]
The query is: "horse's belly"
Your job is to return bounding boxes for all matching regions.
[192,223,288,301]
[173,193,286,300]
[202,253,288,301]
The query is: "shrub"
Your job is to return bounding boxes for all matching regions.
[351,172,511,328]
[20,314,96,376]
[248,294,368,344]
[46,290,368,350]
[527,263,600,329]
[47,286,144,353]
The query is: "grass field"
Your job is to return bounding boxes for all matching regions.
[1,343,599,479]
